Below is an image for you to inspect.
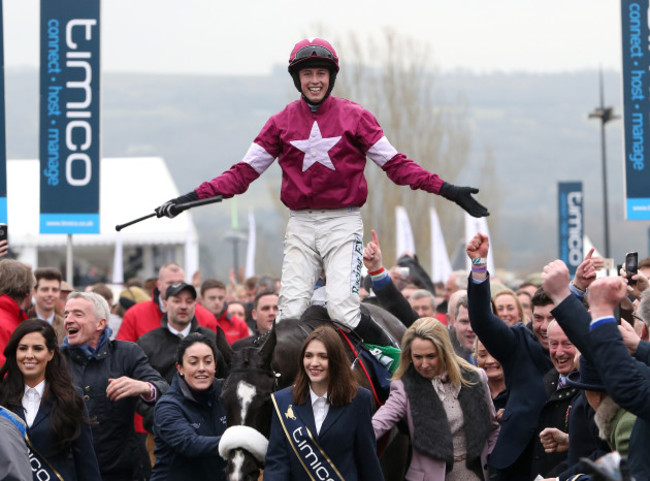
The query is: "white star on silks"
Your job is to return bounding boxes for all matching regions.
[290,121,342,172]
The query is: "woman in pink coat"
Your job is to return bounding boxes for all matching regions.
[372,317,499,481]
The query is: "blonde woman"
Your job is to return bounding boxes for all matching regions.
[372,317,499,481]
[492,289,525,327]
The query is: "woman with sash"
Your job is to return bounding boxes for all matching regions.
[0,319,100,480]
[265,325,384,481]
[150,333,228,481]
[372,317,500,481]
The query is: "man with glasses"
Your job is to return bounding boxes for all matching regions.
[155,38,488,346]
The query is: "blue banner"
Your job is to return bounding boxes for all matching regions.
[40,0,100,234]
[0,1,7,223]
[622,0,650,220]
[558,182,583,276]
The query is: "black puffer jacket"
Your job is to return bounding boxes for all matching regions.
[151,374,227,481]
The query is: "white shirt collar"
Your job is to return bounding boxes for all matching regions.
[22,380,46,427]
[309,387,329,435]
[167,323,191,338]
[24,380,46,398]
[309,387,328,405]
[36,309,55,325]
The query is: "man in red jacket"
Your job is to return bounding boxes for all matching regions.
[200,278,249,344]
[116,262,216,342]
[0,259,34,364]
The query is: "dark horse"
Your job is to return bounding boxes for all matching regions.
[217,303,408,481]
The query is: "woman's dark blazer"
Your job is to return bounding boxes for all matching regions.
[10,394,101,480]
[264,386,384,481]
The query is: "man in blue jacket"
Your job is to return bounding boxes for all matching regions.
[542,260,650,480]
[586,276,650,480]
[466,233,553,481]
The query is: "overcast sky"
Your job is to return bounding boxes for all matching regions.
[3,0,622,75]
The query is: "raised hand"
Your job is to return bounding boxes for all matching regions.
[620,266,649,300]
[465,233,489,280]
[465,233,489,260]
[587,277,628,319]
[574,248,600,291]
[363,229,383,272]
[542,260,572,305]
[618,319,641,355]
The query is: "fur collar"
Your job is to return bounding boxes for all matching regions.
[402,366,491,478]
[594,396,624,441]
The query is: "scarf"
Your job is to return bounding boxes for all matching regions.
[64,327,112,360]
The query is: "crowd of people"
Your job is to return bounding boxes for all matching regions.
[1,36,649,481]
[1,231,649,480]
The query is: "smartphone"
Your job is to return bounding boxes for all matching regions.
[0,223,7,243]
[625,252,638,285]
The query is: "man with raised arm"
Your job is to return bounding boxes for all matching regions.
[543,273,650,480]
[465,233,552,481]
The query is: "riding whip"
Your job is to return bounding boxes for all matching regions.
[115,196,223,231]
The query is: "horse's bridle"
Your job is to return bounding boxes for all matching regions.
[225,366,280,392]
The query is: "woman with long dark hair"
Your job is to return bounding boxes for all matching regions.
[0,319,100,480]
[264,325,384,481]
[372,317,500,481]
[150,332,228,481]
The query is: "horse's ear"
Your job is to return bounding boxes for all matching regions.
[258,325,276,367]
[215,325,234,369]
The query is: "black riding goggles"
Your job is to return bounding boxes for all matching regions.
[293,45,335,62]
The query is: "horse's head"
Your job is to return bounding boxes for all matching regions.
[219,329,277,481]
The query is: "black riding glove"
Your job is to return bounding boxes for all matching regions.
[155,191,199,218]
[439,182,489,218]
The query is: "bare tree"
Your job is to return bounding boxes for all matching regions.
[333,29,473,268]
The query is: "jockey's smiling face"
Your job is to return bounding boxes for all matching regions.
[299,68,330,104]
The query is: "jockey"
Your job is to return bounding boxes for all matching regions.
[155,38,489,347]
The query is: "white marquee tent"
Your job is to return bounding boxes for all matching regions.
[7,157,199,283]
